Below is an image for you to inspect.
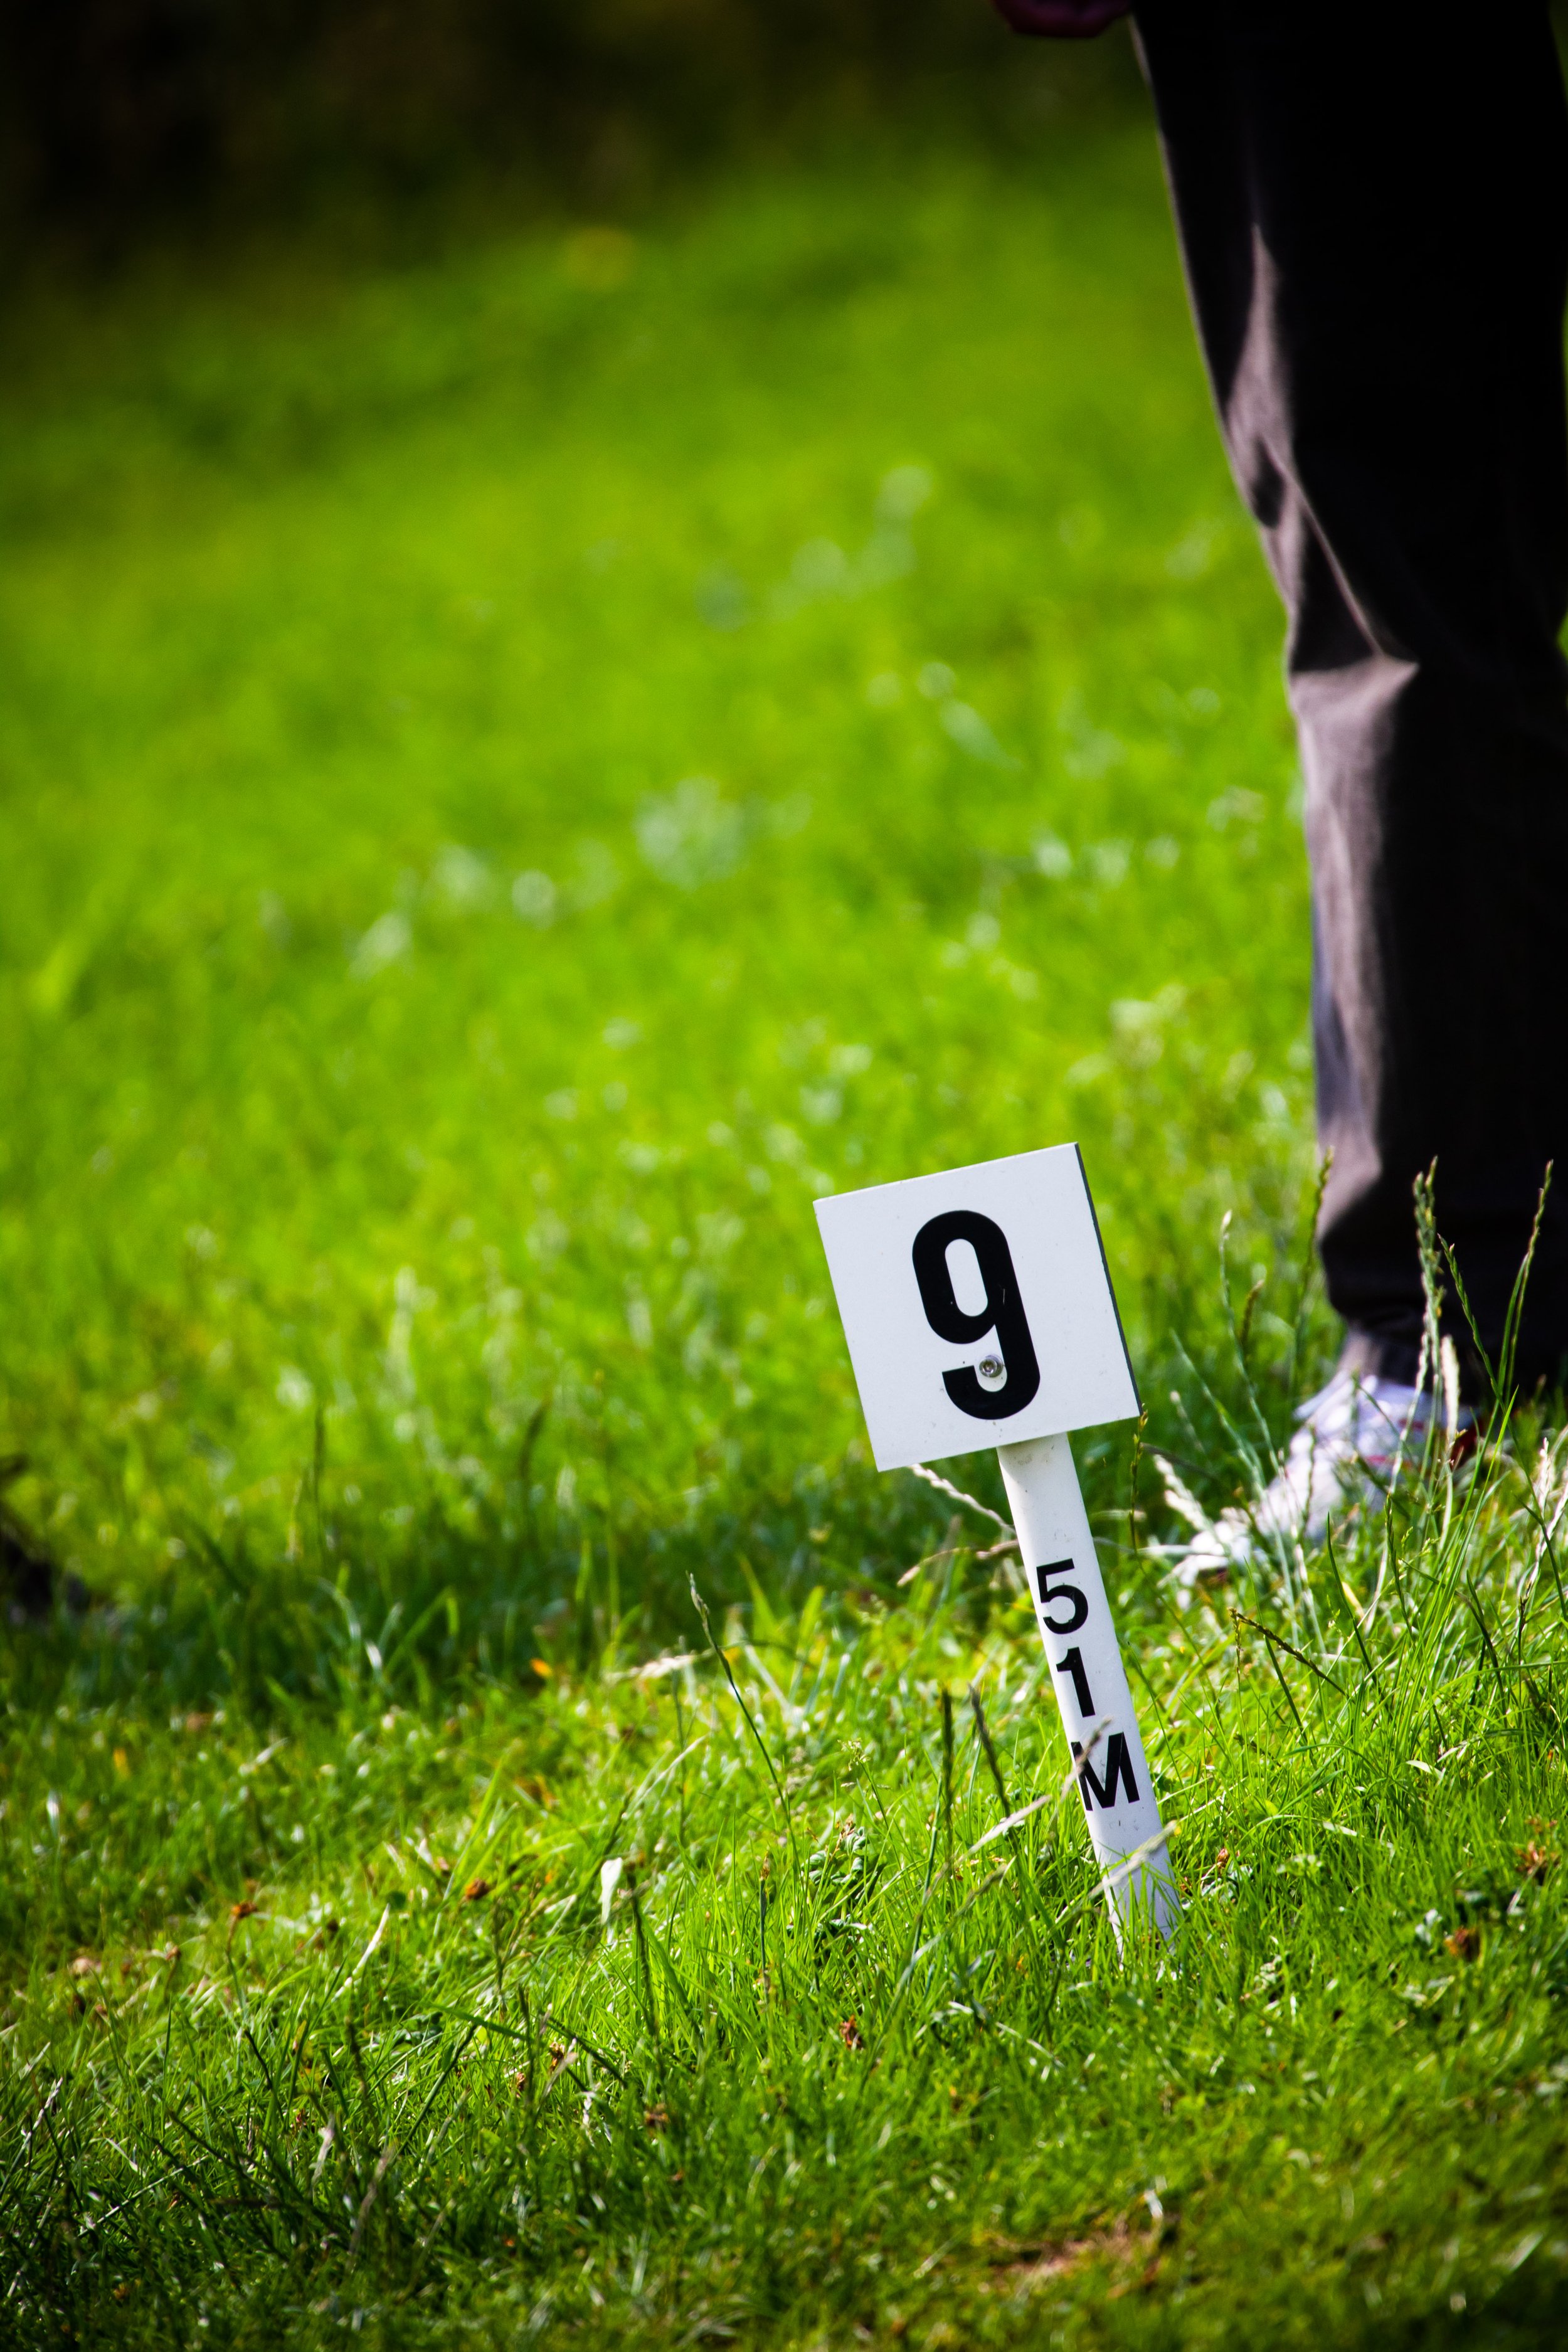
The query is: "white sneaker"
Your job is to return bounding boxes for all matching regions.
[1156,1364,1471,1593]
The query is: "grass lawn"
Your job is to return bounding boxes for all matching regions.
[3,93,1567,2349]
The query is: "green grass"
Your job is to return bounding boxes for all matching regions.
[3,107,1566,2349]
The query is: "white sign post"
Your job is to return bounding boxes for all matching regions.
[815,1143,1178,1942]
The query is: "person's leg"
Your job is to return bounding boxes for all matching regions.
[1135,0,1568,1394]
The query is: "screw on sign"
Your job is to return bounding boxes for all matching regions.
[815,1144,1178,1941]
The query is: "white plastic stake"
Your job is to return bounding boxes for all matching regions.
[998,1432,1178,1941]
[813,1143,1179,1944]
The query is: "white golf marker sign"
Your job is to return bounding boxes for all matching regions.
[815,1143,1179,1941]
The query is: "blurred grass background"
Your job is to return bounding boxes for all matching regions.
[0,77,1325,1703]
[13,16,1568,2350]
[1,2,1136,258]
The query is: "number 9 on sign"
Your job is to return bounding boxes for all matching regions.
[813,1143,1138,1473]
[910,1209,1041,1421]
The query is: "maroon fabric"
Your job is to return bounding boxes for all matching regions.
[1137,0,1568,1391]
[989,0,1130,33]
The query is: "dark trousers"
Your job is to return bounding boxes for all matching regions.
[1135,2,1568,1394]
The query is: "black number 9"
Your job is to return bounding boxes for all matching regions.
[911,1209,1041,1421]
